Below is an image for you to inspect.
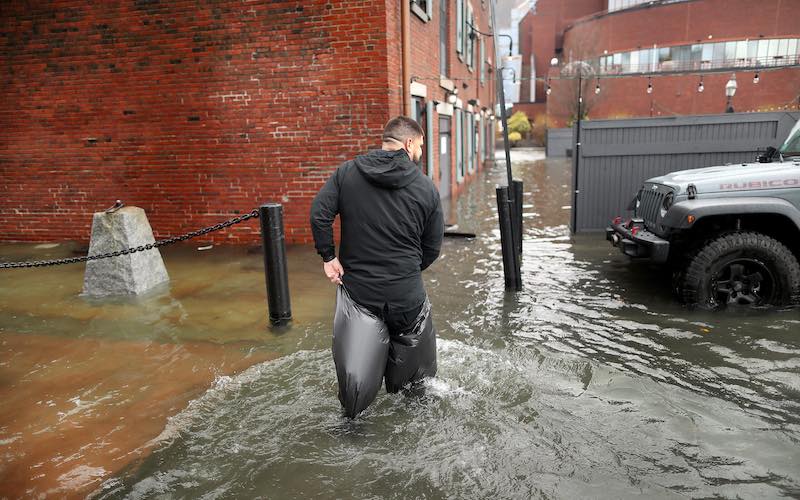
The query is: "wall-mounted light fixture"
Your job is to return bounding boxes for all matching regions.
[446,88,458,105]
[725,73,737,113]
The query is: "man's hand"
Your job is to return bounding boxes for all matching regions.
[323,257,344,285]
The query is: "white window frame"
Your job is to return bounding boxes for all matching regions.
[455,109,464,183]
[466,3,474,70]
[479,30,485,83]
[411,0,433,22]
[466,112,475,173]
[456,0,463,59]
[426,100,435,179]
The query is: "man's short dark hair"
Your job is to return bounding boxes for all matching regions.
[382,116,424,144]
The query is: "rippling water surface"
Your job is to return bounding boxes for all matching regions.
[2,149,799,498]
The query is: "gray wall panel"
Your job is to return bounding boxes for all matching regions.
[546,128,573,157]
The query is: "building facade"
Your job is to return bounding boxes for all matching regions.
[493,0,534,108]
[515,0,800,127]
[0,0,496,246]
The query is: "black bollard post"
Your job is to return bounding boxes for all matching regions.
[259,203,292,326]
[496,186,521,290]
[512,179,523,261]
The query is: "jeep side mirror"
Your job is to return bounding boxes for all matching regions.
[757,146,777,163]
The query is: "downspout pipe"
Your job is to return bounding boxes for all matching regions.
[401,1,411,116]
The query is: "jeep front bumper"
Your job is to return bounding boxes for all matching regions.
[605,219,670,263]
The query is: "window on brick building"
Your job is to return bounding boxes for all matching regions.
[455,109,464,183]
[412,96,429,175]
[466,112,474,173]
[456,0,463,59]
[440,0,448,76]
[466,4,475,70]
[596,37,800,74]
[480,36,485,84]
[474,116,479,168]
[484,119,492,162]
[425,101,435,179]
[411,0,433,22]
[608,0,652,12]
[477,116,483,163]
[767,39,779,62]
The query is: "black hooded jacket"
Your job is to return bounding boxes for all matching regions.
[310,148,444,313]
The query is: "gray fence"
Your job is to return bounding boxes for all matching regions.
[573,111,800,232]
[546,128,573,157]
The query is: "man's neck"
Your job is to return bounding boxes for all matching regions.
[381,143,411,160]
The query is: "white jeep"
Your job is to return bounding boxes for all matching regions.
[607,118,800,308]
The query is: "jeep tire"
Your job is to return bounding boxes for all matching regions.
[681,232,800,308]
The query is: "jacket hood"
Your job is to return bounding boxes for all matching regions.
[353,148,421,189]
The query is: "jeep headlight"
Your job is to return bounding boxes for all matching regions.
[659,192,674,218]
[628,192,642,215]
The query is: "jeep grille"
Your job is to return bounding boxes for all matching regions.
[636,185,673,228]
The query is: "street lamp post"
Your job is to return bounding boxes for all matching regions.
[558,59,595,234]
[489,0,521,290]
[499,66,517,84]
[725,74,737,113]
[573,67,583,234]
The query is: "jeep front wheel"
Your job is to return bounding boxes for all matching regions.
[681,232,800,308]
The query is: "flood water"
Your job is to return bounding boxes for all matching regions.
[1,149,799,499]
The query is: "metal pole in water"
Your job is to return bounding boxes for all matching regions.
[570,69,583,234]
[512,179,523,261]
[259,203,292,326]
[489,0,523,289]
[496,186,521,290]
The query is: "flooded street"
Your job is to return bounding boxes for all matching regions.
[2,149,799,498]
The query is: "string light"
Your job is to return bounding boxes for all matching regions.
[595,78,601,94]
[546,77,551,95]
[697,76,704,93]
[647,77,653,94]
[753,72,760,84]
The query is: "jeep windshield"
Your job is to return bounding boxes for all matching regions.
[779,118,800,156]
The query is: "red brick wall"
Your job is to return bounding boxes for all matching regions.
[449,0,496,199]
[542,0,800,127]
[592,69,800,121]
[383,0,497,203]
[518,0,603,116]
[0,0,391,245]
[519,10,534,103]
[545,67,800,128]
[564,0,800,55]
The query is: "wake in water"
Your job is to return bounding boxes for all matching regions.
[93,338,799,499]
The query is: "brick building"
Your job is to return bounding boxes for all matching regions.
[514,0,800,128]
[0,0,497,246]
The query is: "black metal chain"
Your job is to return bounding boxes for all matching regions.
[0,209,260,270]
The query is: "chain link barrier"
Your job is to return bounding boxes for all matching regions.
[0,209,260,270]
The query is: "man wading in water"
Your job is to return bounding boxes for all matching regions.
[310,116,444,417]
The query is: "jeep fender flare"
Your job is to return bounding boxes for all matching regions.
[662,197,800,230]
